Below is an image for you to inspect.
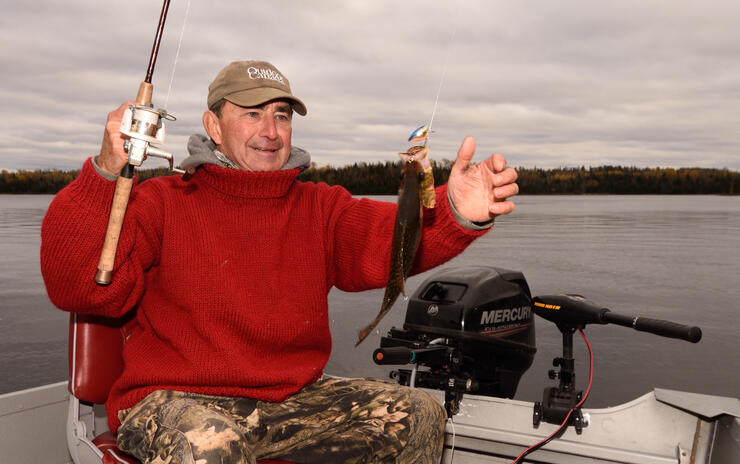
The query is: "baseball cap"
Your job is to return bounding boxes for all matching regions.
[207,60,307,116]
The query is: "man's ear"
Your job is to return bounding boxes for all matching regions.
[202,110,222,145]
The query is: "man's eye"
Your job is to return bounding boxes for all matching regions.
[247,112,260,118]
[276,114,291,121]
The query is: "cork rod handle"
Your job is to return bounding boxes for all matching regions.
[95,165,135,284]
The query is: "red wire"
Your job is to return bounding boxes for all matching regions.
[511,329,594,464]
[511,410,574,463]
[576,329,593,408]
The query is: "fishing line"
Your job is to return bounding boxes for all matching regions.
[164,0,192,109]
[426,6,459,142]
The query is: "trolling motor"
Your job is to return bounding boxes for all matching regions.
[373,266,537,416]
[531,294,702,433]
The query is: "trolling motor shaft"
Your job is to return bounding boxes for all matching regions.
[95,0,179,285]
[533,326,587,434]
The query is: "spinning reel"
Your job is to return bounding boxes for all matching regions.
[120,103,182,173]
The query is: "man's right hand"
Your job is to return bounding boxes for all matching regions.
[96,102,134,176]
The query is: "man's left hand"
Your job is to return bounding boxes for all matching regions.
[447,136,519,223]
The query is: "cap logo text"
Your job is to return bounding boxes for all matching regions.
[247,66,285,84]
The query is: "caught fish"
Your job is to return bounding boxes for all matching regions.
[356,143,435,346]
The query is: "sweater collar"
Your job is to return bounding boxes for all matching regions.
[195,163,300,199]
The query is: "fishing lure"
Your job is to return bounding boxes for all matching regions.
[356,128,435,346]
[408,124,429,143]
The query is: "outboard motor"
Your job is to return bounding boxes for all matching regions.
[374,266,537,416]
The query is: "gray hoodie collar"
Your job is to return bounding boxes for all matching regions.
[181,134,311,173]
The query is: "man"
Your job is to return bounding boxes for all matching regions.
[41,60,518,464]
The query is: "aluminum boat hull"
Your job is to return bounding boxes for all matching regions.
[1,381,738,464]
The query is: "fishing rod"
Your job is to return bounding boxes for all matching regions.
[95,0,183,285]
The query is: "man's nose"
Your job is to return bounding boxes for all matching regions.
[259,115,278,139]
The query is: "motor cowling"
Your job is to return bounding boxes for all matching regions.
[375,266,536,415]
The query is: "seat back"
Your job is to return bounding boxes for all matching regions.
[68,312,137,464]
[69,313,135,403]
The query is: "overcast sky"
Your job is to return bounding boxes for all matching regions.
[2,0,739,171]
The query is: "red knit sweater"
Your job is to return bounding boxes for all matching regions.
[41,159,487,432]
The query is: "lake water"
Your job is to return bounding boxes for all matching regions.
[1,194,738,408]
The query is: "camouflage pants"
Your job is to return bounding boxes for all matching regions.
[116,377,446,464]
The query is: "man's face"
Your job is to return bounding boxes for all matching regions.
[206,99,293,171]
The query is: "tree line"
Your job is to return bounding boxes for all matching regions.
[1,163,737,195]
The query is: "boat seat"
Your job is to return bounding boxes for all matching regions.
[67,312,292,464]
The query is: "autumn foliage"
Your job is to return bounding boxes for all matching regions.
[1,164,737,195]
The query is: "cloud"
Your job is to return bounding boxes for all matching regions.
[1,0,739,171]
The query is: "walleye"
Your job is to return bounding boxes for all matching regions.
[356,143,435,346]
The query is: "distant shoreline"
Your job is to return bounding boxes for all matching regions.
[2,164,738,195]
